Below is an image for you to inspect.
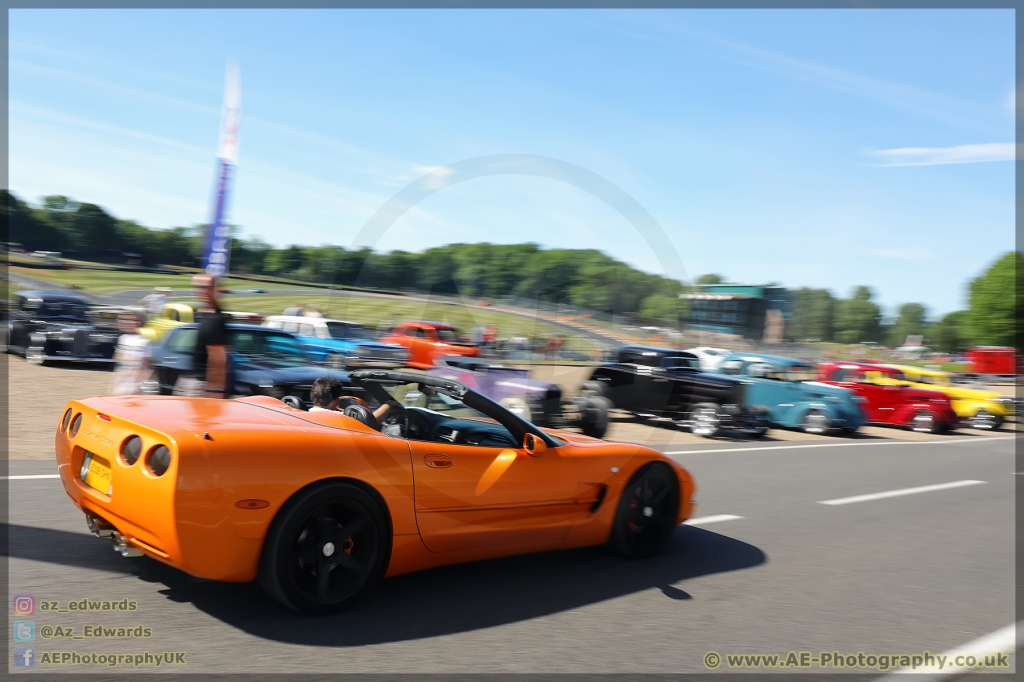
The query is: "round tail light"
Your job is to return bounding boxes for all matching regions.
[60,408,72,432]
[146,445,171,477]
[120,436,142,466]
[70,413,82,437]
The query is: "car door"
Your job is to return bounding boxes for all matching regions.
[155,327,197,391]
[861,370,901,423]
[407,436,588,553]
[661,359,695,415]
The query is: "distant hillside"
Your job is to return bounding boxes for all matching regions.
[4,190,685,322]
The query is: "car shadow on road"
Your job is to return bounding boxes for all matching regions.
[3,522,765,646]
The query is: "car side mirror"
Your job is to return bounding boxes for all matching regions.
[522,433,547,456]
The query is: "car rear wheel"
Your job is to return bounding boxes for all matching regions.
[608,462,679,559]
[0,325,9,353]
[259,481,388,615]
[25,346,47,366]
[908,410,940,434]
[499,396,532,423]
[689,403,721,438]
[579,380,610,401]
[579,396,611,439]
[800,410,830,435]
[326,353,347,371]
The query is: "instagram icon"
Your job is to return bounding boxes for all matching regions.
[12,595,34,616]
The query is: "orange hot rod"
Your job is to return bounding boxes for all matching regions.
[56,370,695,614]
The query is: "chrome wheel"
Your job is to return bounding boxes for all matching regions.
[910,411,937,433]
[689,404,721,438]
[499,396,532,423]
[970,410,1001,430]
[326,353,347,371]
[801,410,830,434]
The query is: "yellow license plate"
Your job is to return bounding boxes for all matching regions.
[83,453,113,495]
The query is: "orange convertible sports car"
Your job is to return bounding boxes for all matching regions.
[56,370,696,614]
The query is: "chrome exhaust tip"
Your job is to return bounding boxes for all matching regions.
[111,532,144,558]
[85,514,114,538]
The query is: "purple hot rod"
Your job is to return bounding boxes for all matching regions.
[427,356,612,439]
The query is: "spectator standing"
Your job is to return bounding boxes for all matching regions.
[110,310,151,395]
[139,287,171,318]
[174,274,230,398]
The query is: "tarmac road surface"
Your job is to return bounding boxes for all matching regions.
[6,429,1014,675]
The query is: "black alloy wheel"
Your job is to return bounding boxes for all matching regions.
[259,481,388,614]
[608,462,679,559]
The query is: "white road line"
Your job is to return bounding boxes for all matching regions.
[1,474,60,480]
[878,620,1019,680]
[665,435,1014,456]
[819,480,986,506]
[684,515,742,526]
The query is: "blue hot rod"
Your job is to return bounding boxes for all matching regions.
[715,352,864,435]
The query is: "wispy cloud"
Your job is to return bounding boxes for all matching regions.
[616,20,1001,133]
[10,101,210,155]
[9,59,218,116]
[869,143,1016,167]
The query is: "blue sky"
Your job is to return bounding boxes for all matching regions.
[9,9,1015,318]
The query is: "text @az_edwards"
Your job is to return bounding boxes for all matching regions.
[703,650,1012,671]
[39,624,153,639]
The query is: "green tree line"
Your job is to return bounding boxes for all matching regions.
[3,191,685,322]
[785,251,1021,351]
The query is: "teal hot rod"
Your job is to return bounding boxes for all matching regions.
[715,352,864,435]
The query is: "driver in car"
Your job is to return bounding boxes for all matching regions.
[310,377,403,435]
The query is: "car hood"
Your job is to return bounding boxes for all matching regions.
[940,385,1002,401]
[355,340,406,352]
[796,381,857,401]
[234,359,350,385]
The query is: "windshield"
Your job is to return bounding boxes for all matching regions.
[326,322,372,341]
[785,366,817,382]
[436,328,459,342]
[382,381,494,421]
[228,331,308,364]
[32,300,88,319]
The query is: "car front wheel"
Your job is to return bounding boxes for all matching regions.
[608,462,679,559]
[325,353,347,370]
[259,481,389,615]
[499,396,532,423]
[689,403,721,438]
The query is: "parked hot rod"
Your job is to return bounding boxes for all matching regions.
[583,345,770,437]
[715,352,864,435]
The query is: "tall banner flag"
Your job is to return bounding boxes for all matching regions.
[202,61,241,277]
